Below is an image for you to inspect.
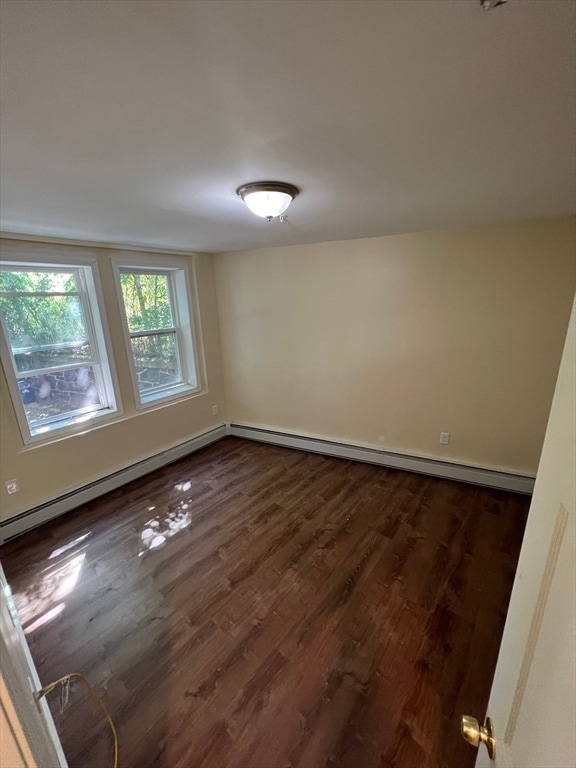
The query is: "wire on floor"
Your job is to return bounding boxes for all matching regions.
[37,672,119,768]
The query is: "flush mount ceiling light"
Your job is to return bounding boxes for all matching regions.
[236,181,299,221]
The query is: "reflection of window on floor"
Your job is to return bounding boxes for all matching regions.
[15,533,91,635]
[139,502,192,556]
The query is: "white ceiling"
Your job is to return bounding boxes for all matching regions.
[0,0,574,253]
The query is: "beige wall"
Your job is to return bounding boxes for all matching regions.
[0,238,226,521]
[214,217,575,476]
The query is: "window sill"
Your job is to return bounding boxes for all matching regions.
[136,383,201,409]
[21,407,121,449]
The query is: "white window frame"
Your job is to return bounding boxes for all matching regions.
[111,253,202,409]
[0,249,122,446]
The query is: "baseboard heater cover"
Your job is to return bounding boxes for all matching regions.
[1,422,533,544]
[0,425,227,544]
[227,423,535,495]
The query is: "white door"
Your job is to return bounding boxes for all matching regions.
[0,564,67,767]
[468,295,576,768]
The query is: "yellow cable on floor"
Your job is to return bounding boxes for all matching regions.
[39,672,119,768]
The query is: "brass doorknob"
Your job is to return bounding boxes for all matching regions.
[461,714,496,759]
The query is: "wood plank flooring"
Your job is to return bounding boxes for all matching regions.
[0,437,529,768]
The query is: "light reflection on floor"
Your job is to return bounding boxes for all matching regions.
[24,602,66,635]
[15,534,91,636]
[13,488,196,631]
[49,532,91,560]
[139,502,192,556]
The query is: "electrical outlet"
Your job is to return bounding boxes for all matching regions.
[6,479,20,494]
[439,432,450,445]
[378,435,386,443]
[212,405,219,416]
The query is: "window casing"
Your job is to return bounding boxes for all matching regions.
[113,256,200,407]
[0,256,120,443]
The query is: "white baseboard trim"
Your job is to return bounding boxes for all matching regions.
[0,425,227,544]
[227,423,535,495]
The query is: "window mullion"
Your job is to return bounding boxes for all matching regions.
[0,291,81,298]
[168,271,187,383]
[128,327,177,339]
[16,361,95,379]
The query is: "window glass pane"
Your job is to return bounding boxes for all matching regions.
[120,273,173,333]
[0,271,76,293]
[130,333,181,392]
[18,366,102,427]
[0,295,89,350]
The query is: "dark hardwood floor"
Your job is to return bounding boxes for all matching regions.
[1,437,529,768]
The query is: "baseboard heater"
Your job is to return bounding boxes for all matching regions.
[1,422,534,544]
[0,425,227,544]
[227,423,535,495]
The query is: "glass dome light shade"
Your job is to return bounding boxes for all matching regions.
[236,182,299,219]
[243,190,292,218]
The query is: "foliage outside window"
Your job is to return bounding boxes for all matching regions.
[0,263,118,440]
[117,263,199,405]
